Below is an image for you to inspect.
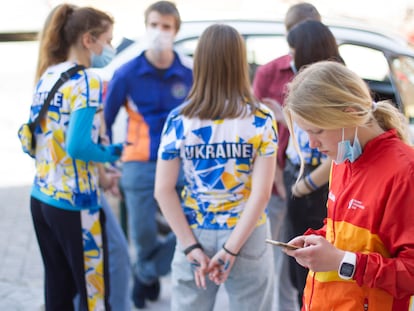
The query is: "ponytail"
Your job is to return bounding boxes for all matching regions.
[373,100,411,145]
[35,4,114,83]
[35,4,76,82]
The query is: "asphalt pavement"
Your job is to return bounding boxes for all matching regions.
[0,185,228,311]
[0,185,44,310]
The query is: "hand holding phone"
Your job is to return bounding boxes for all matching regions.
[265,238,301,251]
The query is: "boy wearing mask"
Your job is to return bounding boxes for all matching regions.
[104,1,193,309]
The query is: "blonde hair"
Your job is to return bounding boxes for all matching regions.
[182,24,257,119]
[284,61,411,175]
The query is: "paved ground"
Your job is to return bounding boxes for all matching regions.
[0,185,44,311]
[0,185,228,310]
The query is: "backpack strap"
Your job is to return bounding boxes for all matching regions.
[29,64,85,133]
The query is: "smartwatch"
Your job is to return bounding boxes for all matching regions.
[338,251,356,280]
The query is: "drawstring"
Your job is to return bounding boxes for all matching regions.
[306,273,316,311]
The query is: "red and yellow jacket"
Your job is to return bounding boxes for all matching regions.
[303,130,414,311]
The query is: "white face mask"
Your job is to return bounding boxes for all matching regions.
[146,28,174,52]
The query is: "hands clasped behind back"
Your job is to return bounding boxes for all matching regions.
[186,247,236,289]
[284,234,345,272]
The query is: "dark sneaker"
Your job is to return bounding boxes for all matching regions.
[146,279,160,302]
[132,275,146,309]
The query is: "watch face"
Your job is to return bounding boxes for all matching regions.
[340,262,354,277]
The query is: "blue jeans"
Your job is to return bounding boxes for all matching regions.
[171,223,274,311]
[268,194,287,254]
[121,161,180,284]
[267,195,299,311]
[101,196,132,311]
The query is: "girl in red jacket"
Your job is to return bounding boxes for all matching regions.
[283,61,414,311]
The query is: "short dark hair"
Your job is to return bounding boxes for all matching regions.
[284,2,321,31]
[287,20,344,70]
[144,1,181,32]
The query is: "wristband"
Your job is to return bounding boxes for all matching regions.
[306,174,318,190]
[183,243,203,256]
[222,243,239,257]
[302,177,313,192]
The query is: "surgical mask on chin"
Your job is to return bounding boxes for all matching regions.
[91,44,116,68]
[146,28,174,52]
[335,128,362,164]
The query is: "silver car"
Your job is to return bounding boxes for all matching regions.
[99,19,414,131]
[96,19,414,236]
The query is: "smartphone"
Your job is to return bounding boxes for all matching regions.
[265,238,301,250]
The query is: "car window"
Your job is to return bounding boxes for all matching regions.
[175,35,288,82]
[175,35,287,63]
[339,44,390,81]
[339,44,398,105]
[244,35,287,65]
[174,37,198,57]
[245,35,287,82]
[391,56,414,123]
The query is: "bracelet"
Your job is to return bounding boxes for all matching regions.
[222,243,239,257]
[306,174,318,190]
[183,243,203,256]
[302,177,313,192]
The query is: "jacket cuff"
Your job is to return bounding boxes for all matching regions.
[354,252,368,285]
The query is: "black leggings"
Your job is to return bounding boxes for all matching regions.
[283,160,328,307]
[30,197,110,311]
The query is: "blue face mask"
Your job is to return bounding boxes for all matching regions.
[335,128,362,164]
[91,43,116,68]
